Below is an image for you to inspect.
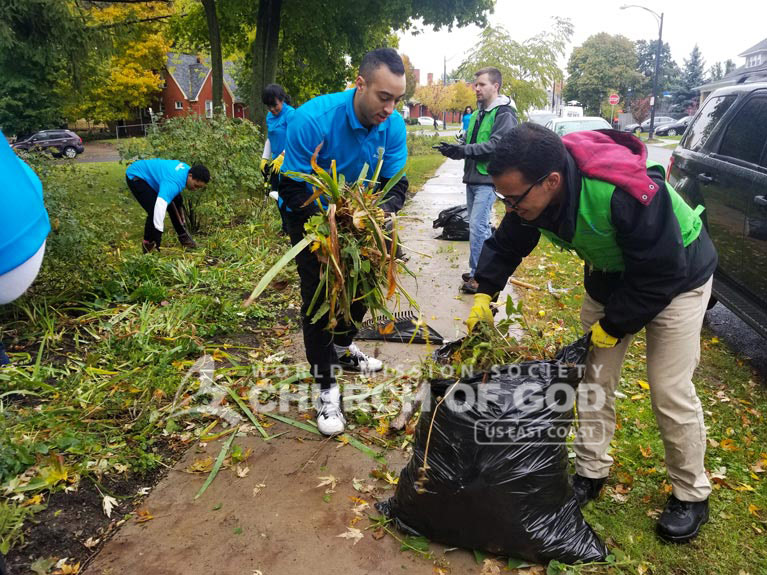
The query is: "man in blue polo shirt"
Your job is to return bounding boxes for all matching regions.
[280,48,408,435]
[125,159,210,253]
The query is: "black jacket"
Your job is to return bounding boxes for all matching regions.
[475,152,718,338]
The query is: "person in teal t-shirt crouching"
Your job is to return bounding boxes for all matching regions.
[125,159,210,253]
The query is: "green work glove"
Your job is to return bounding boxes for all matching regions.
[590,321,619,348]
[467,293,493,332]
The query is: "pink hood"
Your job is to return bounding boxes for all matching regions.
[561,130,660,206]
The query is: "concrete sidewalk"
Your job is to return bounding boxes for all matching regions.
[84,159,510,575]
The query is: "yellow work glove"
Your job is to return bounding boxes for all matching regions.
[260,157,268,172]
[590,321,619,348]
[467,293,493,332]
[271,152,285,173]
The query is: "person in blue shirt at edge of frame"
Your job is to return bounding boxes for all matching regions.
[260,83,296,235]
[279,47,409,436]
[461,105,473,136]
[125,159,210,253]
[0,132,50,369]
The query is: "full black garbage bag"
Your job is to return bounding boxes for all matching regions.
[379,335,607,564]
[432,204,470,241]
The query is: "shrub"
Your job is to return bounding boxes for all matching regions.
[14,152,105,294]
[118,116,264,232]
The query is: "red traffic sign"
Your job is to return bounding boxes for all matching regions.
[609,93,620,105]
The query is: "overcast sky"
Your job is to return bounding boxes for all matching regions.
[397,0,767,83]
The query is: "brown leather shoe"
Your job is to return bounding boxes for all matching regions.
[461,272,472,283]
[460,278,478,293]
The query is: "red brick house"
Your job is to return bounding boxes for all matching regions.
[159,52,248,119]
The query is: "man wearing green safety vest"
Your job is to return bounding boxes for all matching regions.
[436,67,517,293]
[467,123,717,544]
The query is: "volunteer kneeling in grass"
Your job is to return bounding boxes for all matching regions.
[125,159,210,253]
[279,48,408,436]
[467,123,717,544]
[0,131,50,367]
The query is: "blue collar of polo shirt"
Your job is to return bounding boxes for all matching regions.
[345,88,387,133]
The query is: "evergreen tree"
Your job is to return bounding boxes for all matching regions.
[673,45,706,114]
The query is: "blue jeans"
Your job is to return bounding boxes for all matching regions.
[466,184,496,276]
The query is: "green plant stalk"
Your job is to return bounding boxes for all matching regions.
[194,426,239,500]
[244,236,314,306]
[225,386,269,439]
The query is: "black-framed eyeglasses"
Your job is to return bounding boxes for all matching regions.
[494,173,549,210]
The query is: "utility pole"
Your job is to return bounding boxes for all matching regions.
[443,55,447,129]
[648,12,664,138]
[620,5,664,139]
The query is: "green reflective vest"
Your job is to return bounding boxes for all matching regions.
[539,161,704,272]
[466,107,498,175]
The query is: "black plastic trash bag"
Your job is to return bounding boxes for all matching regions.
[432,204,470,241]
[378,335,608,565]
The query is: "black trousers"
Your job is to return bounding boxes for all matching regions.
[269,171,289,234]
[126,176,187,245]
[286,212,367,389]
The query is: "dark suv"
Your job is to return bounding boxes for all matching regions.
[12,129,84,158]
[668,82,767,337]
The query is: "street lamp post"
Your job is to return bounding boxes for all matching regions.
[621,4,664,138]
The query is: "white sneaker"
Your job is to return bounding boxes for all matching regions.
[335,342,383,373]
[316,385,346,436]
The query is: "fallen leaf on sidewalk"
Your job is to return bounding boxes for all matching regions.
[135,509,154,523]
[317,475,337,493]
[480,558,502,575]
[187,456,215,473]
[253,482,266,496]
[336,527,363,545]
[351,501,369,518]
[352,477,375,493]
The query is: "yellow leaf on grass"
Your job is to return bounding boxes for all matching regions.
[748,504,762,516]
[637,379,650,390]
[720,438,739,451]
[639,445,653,458]
[710,337,719,344]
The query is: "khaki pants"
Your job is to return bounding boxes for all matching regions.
[574,276,713,502]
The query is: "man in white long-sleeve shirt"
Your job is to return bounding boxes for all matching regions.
[125,159,210,252]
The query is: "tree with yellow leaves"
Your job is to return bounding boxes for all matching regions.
[64,2,173,124]
[414,82,452,126]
